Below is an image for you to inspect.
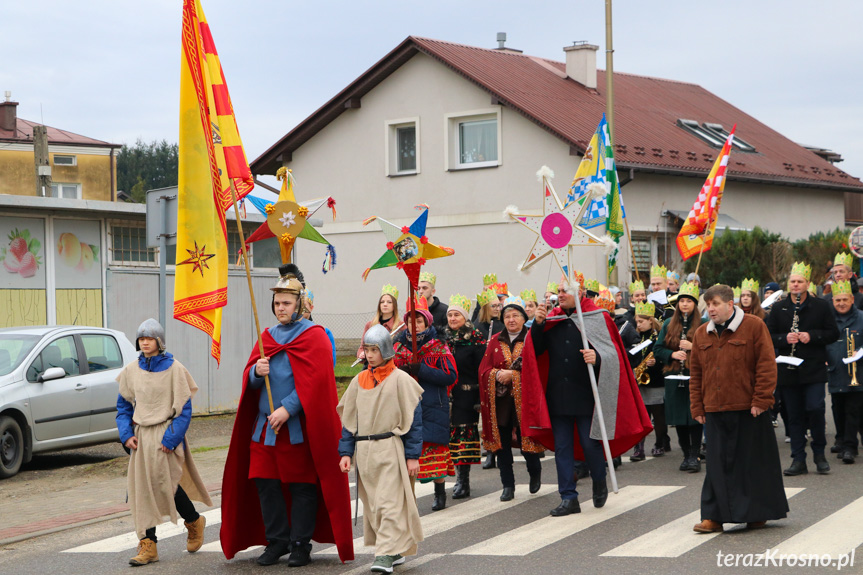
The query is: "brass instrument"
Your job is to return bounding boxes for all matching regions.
[635,352,654,385]
[848,328,860,386]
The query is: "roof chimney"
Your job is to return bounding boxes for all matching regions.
[1,91,18,133]
[563,42,599,89]
[493,32,522,54]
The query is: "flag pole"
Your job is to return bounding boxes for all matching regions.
[229,180,276,420]
[694,213,712,277]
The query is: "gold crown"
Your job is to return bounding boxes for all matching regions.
[808,283,817,295]
[483,273,498,286]
[449,293,472,313]
[733,286,742,298]
[584,278,600,293]
[629,280,645,293]
[834,252,854,269]
[833,280,853,296]
[790,261,812,281]
[381,284,399,300]
[546,282,558,294]
[419,271,437,286]
[650,264,667,278]
[678,282,700,300]
[477,288,497,307]
[741,278,759,293]
[635,301,655,317]
[520,288,538,302]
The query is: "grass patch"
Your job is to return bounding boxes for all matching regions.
[191,445,229,454]
[335,355,363,379]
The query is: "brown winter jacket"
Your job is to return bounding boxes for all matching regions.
[690,307,777,417]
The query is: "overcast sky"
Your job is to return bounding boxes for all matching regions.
[4,0,862,197]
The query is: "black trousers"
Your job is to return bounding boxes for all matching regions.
[832,392,863,452]
[496,424,541,489]
[781,382,827,461]
[255,478,317,546]
[676,423,704,457]
[143,485,199,542]
[646,404,668,447]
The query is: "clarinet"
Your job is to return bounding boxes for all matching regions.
[678,314,690,388]
[788,293,801,368]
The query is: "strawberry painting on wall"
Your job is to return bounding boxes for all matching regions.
[0,217,48,327]
[2,228,42,278]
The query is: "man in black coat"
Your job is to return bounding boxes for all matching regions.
[417,272,449,334]
[823,252,863,311]
[765,264,840,476]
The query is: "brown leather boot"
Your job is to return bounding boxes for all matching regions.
[693,519,724,533]
[129,538,159,566]
[185,515,206,552]
[747,521,767,530]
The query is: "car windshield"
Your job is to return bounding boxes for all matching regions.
[0,334,41,377]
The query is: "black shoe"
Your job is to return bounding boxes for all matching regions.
[431,481,447,511]
[452,466,470,499]
[679,451,690,471]
[841,450,856,464]
[783,459,808,476]
[592,478,608,508]
[482,452,496,469]
[699,443,707,460]
[612,456,622,470]
[287,542,312,567]
[814,454,831,474]
[500,486,515,501]
[529,470,541,494]
[550,498,581,517]
[257,541,291,566]
[830,443,843,454]
[685,457,701,473]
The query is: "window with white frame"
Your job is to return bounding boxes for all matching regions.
[446,109,501,170]
[385,118,420,176]
[52,155,77,166]
[50,183,81,199]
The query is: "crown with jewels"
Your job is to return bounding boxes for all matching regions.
[635,301,656,317]
[381,284,399,300]
[741,278,759,293]
[595,290,615,313]
[667,270,680,281]
[790,261,812,281]
[834,252,854,268]
[808,283,817,295]
[678,282,700,300]
[584,278,601,293]
[305,290,314,303]
[490,282,509,296]
[629,280,645,293]
[419,271,437,286]
[546,282,558,294]
[502,295,525,310]
[449,293,472,313]
[733,286,742,299]
[483,273,498,286]
[650,264,667,279]
[833,280,853,296]
[477,288,497,307]
[520,288,538,302]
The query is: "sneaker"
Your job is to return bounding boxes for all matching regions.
[650,445,665,457]
[257,541,291,566]
[287,542,312,567]
[371,554,405,573]
[772,420,779,428]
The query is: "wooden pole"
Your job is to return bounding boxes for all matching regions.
[33,125,52,197]
[605,0,615,145]
[624,217,639,282]
[228,180,276,419]
[694,215,712,277]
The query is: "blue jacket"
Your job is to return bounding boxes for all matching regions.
[827,307,863,394]
[115,352,192,450]
[338,402,423,460]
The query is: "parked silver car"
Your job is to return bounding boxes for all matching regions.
[0,326,137,478]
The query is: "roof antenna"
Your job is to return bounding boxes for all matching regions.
[496,32,506,49]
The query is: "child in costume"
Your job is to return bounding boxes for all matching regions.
[338,324,425,574]
[219,264,353,567]
[116,318,212,566]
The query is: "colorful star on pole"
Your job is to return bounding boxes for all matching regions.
[177,241,216,277]
[361,205,454,288]
[507,167,605,277]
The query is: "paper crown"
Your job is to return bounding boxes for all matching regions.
[520,288,538,302]
[483,273,498,286]
[678,282,700,300]
[595,290,615,313]
[635,301,656,317]
[546,282,558,294]
[448,293,472,314]
[502,295,525,309]
[733,286,742,299]
[741,278,759,293]
[490,282,509,296]
[419,271,436,286]
[381,284,399,300]
[833,280,853,296]
[477,288,497,307]
[834,252,854,268]
[790,261,812,281]
[808,283,817,295]
[650,264,667,279]
[405,295,430,314]
[305,290,314,303]
[667,270,681,281]
[584,278,601,293]
[629,280,645,293]
[560,271,585,290]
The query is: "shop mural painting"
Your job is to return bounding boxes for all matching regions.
[0,217,47,327]
[54,220,103,327]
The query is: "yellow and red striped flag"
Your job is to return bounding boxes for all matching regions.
[676,125,736,260]
[174,0,254,362]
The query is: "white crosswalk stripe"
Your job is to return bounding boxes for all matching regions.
[454,484,682,556]
[768,493,863,559]
[601,487,805,558]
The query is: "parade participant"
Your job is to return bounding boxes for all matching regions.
[479,296,545,501]
[337,325,424,574]
[545,281,559,304]
[621,280,647,330]
[357,285,400,364]
[687,273,708,314]
[667,271,681,295]
[302,291,336,365]
[825,280,863,464]
[116,319,211,566]
[472,273,498,323]
[826,253,863,310]
[649,265,668,294]
[690,285,789,534]
[655,282,703,473]
[765,262,839,476]
[443,294,485,499]
[584,278,601,299]
[521,274,652,517]
[762,281,782,316]
[627,302,669,460]
[739,279,766,319]
[521,288,539,325]
[476,288,504,339]
[221,264,353,566]
[417,272,449,333]
[733,286,742,305]
[393,295,458,511]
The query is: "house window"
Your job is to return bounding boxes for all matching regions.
[677,119,725,147]
[53,155,76,166]
[50,183,81,199]
[631,235,672,284]
[110,225,156,265]
[446,108,502,170]
[385,118,420,176]
[253,237,283,268]
[702,123,756,152]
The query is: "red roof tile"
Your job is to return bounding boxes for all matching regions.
[252,36,863,191]
[0,118,117,147]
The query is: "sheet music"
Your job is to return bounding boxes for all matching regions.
[647,290,668,306]
[761,290,783,308]
[664,374,690,381]
[629,339,653,355]
[776,355,804,367]
[843,347,863,365]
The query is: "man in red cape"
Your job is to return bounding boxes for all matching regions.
[220,264,353,565]
[521,278,652,517]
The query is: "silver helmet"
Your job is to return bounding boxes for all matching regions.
[363,324,395,361]
[136,318,166,351]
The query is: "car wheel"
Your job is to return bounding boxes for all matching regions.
[0,416,24,479]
